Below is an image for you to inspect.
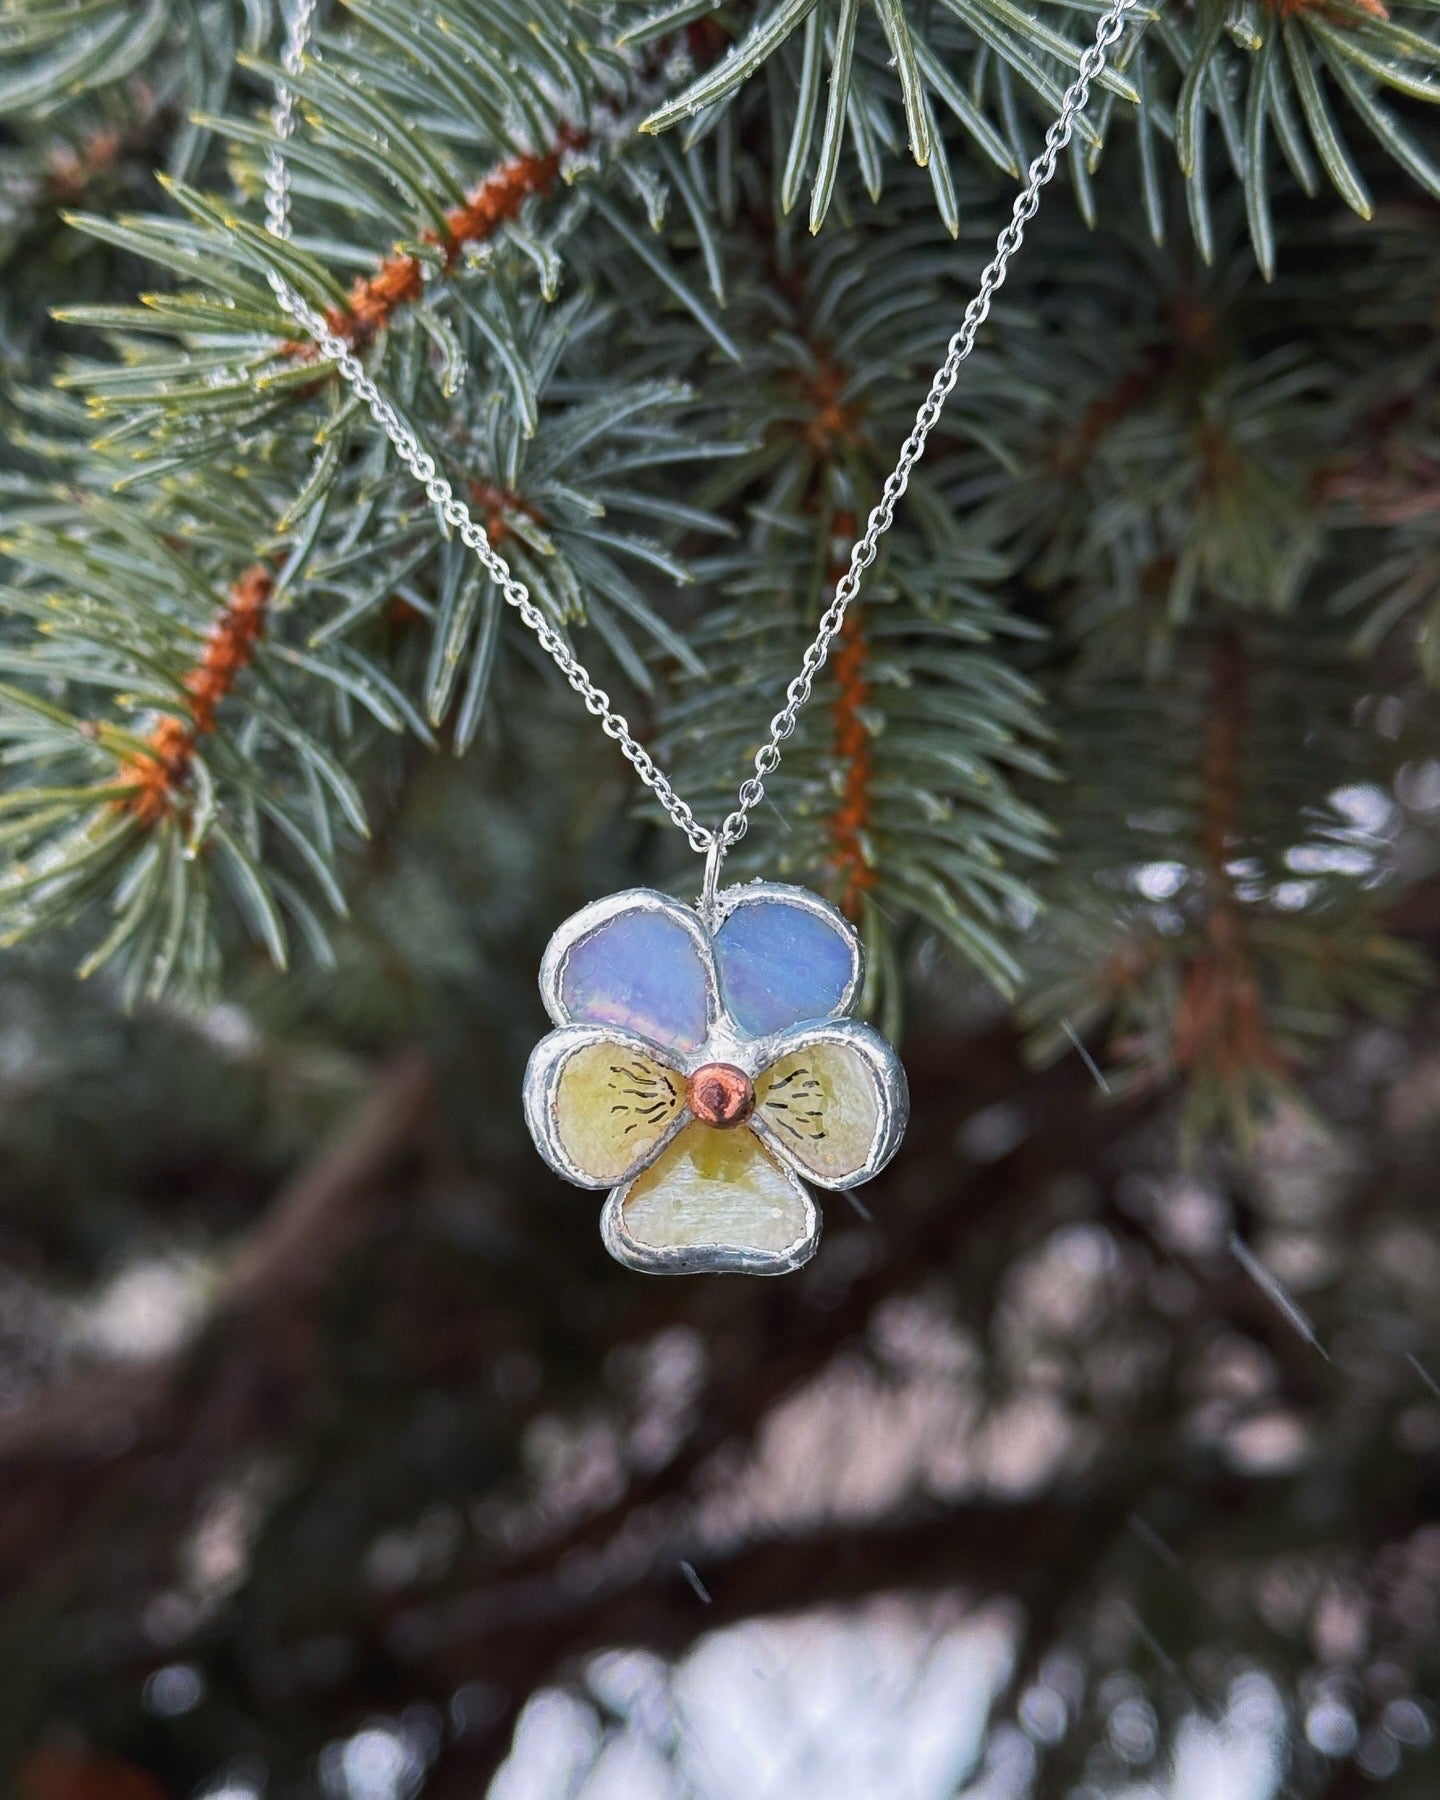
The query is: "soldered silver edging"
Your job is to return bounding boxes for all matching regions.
[599,1170,821,1277]
[525,882,905,1277]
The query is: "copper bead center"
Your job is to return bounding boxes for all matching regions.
[686,1062,755,1128]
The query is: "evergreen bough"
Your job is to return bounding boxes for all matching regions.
[2,0,1440,1791]
[4,0,1440,1136]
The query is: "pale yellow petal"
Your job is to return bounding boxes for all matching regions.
[553,1041,684,1183]
[616,1122,813,1259]
[755,1037,883,1184]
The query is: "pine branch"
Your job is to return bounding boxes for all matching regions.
[311,126,589,349]
[625,0,1440,262]
[650,203,1052,1015]
[826,521,877,920]
[1170,624,1290,1095]
[1,0,1438,1138]
[114,562,274,824]
[1019,615,1429,1142]
[0,0,275,273]
[0,493,380,998]
[633,0,1143,232]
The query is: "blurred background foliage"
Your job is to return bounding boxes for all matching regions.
[0,0,1439,1795]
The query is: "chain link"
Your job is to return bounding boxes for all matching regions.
[264,0,314,239]
[265,0,1140,863]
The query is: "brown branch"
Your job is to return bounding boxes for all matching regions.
[298,129,585,352]
[825,513,876,921]
[1055,356,1164,478]
[1050,294,1220,479]
[1173,624,1286,1082]
[114,563,272,826]
[1267,0,1388,19]
[469,480,543,547]
[1321,451,1440,524]
[13,1006,1410,1791]
[366,1481,1158,1798]
[434,1491,1138,1670]
[46,128,128,203]
[19,1746,172,1800]
[218,1049,433,1310]
[798,352,866,455]
[44,84,166,205]
[0,1052,432,1591]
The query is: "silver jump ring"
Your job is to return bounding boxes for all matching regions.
[700,833,727,925]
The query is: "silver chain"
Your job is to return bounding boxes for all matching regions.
[265,0,1140,864]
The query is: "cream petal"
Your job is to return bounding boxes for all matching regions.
[602,1122,819,1275]
[753,1021,907,1188]
[524,1026,685,1188]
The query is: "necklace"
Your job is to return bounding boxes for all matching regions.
[264,0,1139,1275]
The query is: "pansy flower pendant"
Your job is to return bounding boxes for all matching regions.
[523,882,908,1275]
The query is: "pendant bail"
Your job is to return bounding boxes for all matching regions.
[701,833,727,926]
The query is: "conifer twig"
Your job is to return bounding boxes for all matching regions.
[303,127,587,350]
[826,514,878,921]
[1173,623,1287,1084]
[115,563,273,826]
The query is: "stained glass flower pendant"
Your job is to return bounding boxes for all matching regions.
[523,882,908,1275]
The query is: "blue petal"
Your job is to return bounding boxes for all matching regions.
[714,891,857,1037]
[559,905,710,1052]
